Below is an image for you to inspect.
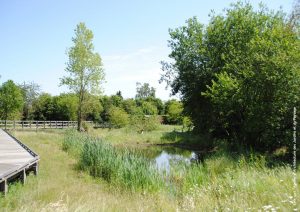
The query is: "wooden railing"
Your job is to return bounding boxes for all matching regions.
[0,120,94,130]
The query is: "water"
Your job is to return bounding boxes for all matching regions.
[140,146,202,172]
[155,150,197,171]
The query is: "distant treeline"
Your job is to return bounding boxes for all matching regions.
[0,80,190,129]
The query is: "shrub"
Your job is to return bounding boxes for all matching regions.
[130,115,160,132]
[182,116,193,131]
[82,122,94,132]
[141,101,158,115]
[165,100,183,124]
[108,106,129,128]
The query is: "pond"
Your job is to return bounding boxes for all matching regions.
[140,145,206,172]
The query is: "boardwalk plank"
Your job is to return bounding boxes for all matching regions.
[0,129,39,195]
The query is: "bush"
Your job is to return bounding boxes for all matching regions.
[165,100,183,125]
[108,106,129,128]
[140,101,158,115]
[82,122,94,132]
[130,115,160,132]
[182,116,193,131]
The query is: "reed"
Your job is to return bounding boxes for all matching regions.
[63,130,163,191]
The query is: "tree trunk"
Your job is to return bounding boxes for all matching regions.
[77,104,82,131]
[4,111,8,130]
[77,90,84,131]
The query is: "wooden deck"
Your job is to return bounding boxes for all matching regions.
[0,129,39,195]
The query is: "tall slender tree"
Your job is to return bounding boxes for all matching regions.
[19,81,40,120]
[0,80,23,126]
[61,22,104,131]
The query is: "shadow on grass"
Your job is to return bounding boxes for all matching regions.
[159,129,298,168]
[159,130,215,151]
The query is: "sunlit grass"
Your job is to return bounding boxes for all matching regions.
[0,130,175,211]
[0,128,299,211]
[89,125,182,147]
[63,130,164,191]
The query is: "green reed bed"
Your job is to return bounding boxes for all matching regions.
[63,130,163,191]
[62,130,299,210]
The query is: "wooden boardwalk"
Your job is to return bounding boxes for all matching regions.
[0,129,39,195]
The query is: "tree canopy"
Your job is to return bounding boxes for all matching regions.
[0,80,23,120]
[135,82,156,99]
[161,2,300,150]
[61,22,105,130]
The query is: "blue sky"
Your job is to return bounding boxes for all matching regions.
[0,0,293,100]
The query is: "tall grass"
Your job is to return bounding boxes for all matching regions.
[1,130,298,211]
[62,129,299,210]
[63,130,163,191]
[62,129,88,156]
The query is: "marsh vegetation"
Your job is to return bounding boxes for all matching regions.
[1,127,296,211]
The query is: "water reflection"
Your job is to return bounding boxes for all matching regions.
[155,150,198,171]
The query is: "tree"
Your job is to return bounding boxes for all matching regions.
[122,98,139,115]
[165,100,183,124]
[19,81,40,120]
[289,0,300,29]
[0,80,23,123]
[145,97,164,115]
[61,22,105,131]
[32,93,54,120]
[135,82,156,99]
[53,93,78,121]
[161,2,300,151]
[116,90,123,99]
[140,101,158,115]
[82,94,103,122]
[108,106,129,128]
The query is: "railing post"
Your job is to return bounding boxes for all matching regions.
[0,180,8,195]
[22,121,24,130]
[13,120,15,130]
[33,162,39,175]
[21,169,26,184]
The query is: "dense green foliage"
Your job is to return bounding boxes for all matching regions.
[0,82,178,131]
[30,93,101,121]
[61,22,105,130]
[164,100,183,124]
[108,106,129,128]
[161,2,300,151]
[130,115,160,132]
[0,80,23,120]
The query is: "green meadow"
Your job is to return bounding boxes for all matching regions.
[0,127,298,211]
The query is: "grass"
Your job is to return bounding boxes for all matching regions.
[0,127,299,211]
[0,130,175,211]
[63,130,163,191]
[89,125,182,147]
